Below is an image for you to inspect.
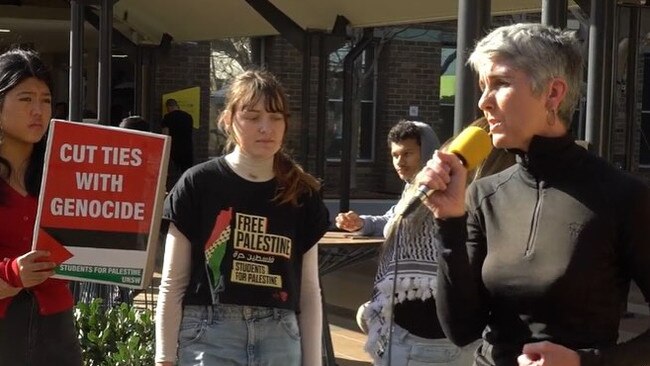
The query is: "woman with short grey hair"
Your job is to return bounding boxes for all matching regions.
[416,23,650,366]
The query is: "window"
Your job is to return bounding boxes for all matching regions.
[325,44,376,161]
[439,46,456,141]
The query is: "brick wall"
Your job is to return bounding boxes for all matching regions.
[263,37,307,167]
[152,42,211,183]
[263,29,445,198]
[378,38,442,192]
[263,37,389,197]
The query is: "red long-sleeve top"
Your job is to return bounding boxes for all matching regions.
[0,179,72,317]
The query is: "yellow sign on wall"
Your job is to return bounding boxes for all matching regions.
[162,87,200,129]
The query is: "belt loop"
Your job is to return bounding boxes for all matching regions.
[273,308,281,320]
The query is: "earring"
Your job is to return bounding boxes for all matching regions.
[546,108,556,126]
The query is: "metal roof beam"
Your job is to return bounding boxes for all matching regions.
[244,0,306,52]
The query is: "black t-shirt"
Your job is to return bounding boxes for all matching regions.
[161,110,193,161]
[394,298,445,339]
[163,157,329,311]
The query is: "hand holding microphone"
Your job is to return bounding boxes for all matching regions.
[401,126,493,217]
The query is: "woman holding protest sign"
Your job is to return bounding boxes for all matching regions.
[0,48,82,365]
[155,69,329,366]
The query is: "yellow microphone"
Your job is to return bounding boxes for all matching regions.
[400,126,493,217]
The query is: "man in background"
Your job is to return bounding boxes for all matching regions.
[161,98,194,175]
[335,120,440,237]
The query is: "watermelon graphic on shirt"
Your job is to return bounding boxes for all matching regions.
[205,207,232,292]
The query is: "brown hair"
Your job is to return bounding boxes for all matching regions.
[217,70,320,206]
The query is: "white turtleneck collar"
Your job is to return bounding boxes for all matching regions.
[224,147,275,182]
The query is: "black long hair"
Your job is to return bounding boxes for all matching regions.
[0,48,53,204]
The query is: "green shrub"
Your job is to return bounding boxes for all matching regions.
[74,298,155,366]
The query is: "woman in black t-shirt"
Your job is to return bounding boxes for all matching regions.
[155,70,329,366]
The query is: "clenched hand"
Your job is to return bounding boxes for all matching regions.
[16,250,55,288]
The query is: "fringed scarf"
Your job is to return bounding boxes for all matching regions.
[363,202,439,363]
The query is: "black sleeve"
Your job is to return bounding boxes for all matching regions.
[434,185,489,346]
[299,190,330,254]
[162,170,197,242]
[161,114,170,129]
[580,183,650,365]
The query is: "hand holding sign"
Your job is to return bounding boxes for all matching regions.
[37,229,73,265]
[17,250,55,288]
[32,120,170,289]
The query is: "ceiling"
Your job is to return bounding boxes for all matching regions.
[111,0,564,44]
[0,5,97,53]
[0,0,579,51]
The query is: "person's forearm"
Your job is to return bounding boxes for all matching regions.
[435,216,485,346]
[155,285,184,363]
[299,247,322,366]
[359,215,389,237]
[0,258,22,288]
[0,278,19,299]
[155,224,191,363]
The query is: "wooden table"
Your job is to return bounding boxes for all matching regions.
[318,231,383,275]
[318,231,383,366]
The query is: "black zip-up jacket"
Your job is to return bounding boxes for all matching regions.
[435,134,650,366]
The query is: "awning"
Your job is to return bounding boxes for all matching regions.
[112,0,570,44]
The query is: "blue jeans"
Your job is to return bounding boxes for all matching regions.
[178,304,301,366]
[376,324,477,366]
[0,290,82,365]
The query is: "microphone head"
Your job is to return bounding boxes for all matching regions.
[446,126,493,171]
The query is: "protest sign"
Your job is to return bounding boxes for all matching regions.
[32,120,170,289]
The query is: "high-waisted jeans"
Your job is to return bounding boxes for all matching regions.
[178,304,302,366]
[380,324,478,366]
[0,290,82,366]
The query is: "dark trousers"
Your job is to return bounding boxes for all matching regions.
[0,291,82,366]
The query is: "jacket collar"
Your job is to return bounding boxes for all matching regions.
[513,134,584,184]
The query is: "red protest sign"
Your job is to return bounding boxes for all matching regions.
[36,229,73,265]
[32,120,170,288]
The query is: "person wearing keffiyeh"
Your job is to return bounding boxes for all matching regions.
[358,118,514,366]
